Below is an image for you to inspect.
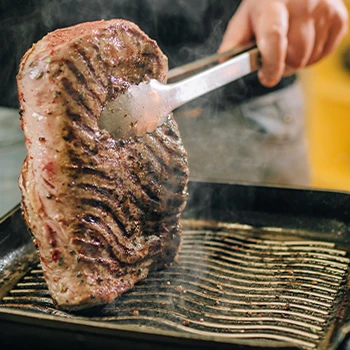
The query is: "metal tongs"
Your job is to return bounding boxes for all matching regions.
[99,42,260,139]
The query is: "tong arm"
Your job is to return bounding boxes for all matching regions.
[167,41,259,82]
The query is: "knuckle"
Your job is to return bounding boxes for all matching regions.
[267,23,288,39]
[289,0,316,17]
[329,0,349,24]
[339,11,349,30]
[334,13,349,39]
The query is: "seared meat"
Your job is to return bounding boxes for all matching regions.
[17,19,189,310]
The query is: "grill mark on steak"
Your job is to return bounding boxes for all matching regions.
[116,126,189,208]
[76,181,148,228]
[71,152,175,230]
[79,214,133,258]
[75,179,159,219]
[134,139,167,175]
[71,119,96,137]
[65,166,115,182]
[76,48,108,89]
[145,132,182,168]
[61,78,94,116]
[72,218,127,269]
[90,43,114,96]
[120,146,163,203]
[126,169,162,205]
[100,143,163,206]
[124,26,164,73]
[139,181,161,203]
[80,197,129,237]
[78,214,131,257]
[142,143,170,180]
[155,122,185,153]
[75,251,121,271]
[75,183,114,197]
[63,59,103,104]
[63,127,99,157]
[75,211,153,265]
[65,108,83,122]
[76,167,160,221]
[62,121,98,149]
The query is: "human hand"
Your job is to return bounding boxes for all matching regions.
[219,0,348,87]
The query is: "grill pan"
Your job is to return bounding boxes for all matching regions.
[1,180,350,350]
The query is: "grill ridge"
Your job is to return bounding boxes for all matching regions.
[0,223,349,350]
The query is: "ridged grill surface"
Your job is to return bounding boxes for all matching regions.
[1,220,349,349]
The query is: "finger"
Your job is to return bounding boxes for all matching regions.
[306,0,347,66]
[283,65,296,77]
[253,2,289,87]
[321,10,349,59]
[286,17,315,69]
[306,12,331,66]
[218,3,253,53]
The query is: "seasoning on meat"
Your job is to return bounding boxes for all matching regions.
[17,19,189,310]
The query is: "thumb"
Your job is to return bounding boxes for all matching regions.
[218,5,254,53]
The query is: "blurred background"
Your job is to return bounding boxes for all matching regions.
[302,0,350,191]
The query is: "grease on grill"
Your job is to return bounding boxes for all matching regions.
[1,220,349,350]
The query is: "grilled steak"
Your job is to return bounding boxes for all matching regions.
[17,19,189,310]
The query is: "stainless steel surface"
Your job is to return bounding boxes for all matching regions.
[98,45,259,139]
[167,41,257,81]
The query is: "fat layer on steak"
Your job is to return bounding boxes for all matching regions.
[17,19,189,310]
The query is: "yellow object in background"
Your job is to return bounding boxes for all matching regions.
[303,2,350,191]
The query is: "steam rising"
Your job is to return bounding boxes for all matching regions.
[0,0,240,108]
